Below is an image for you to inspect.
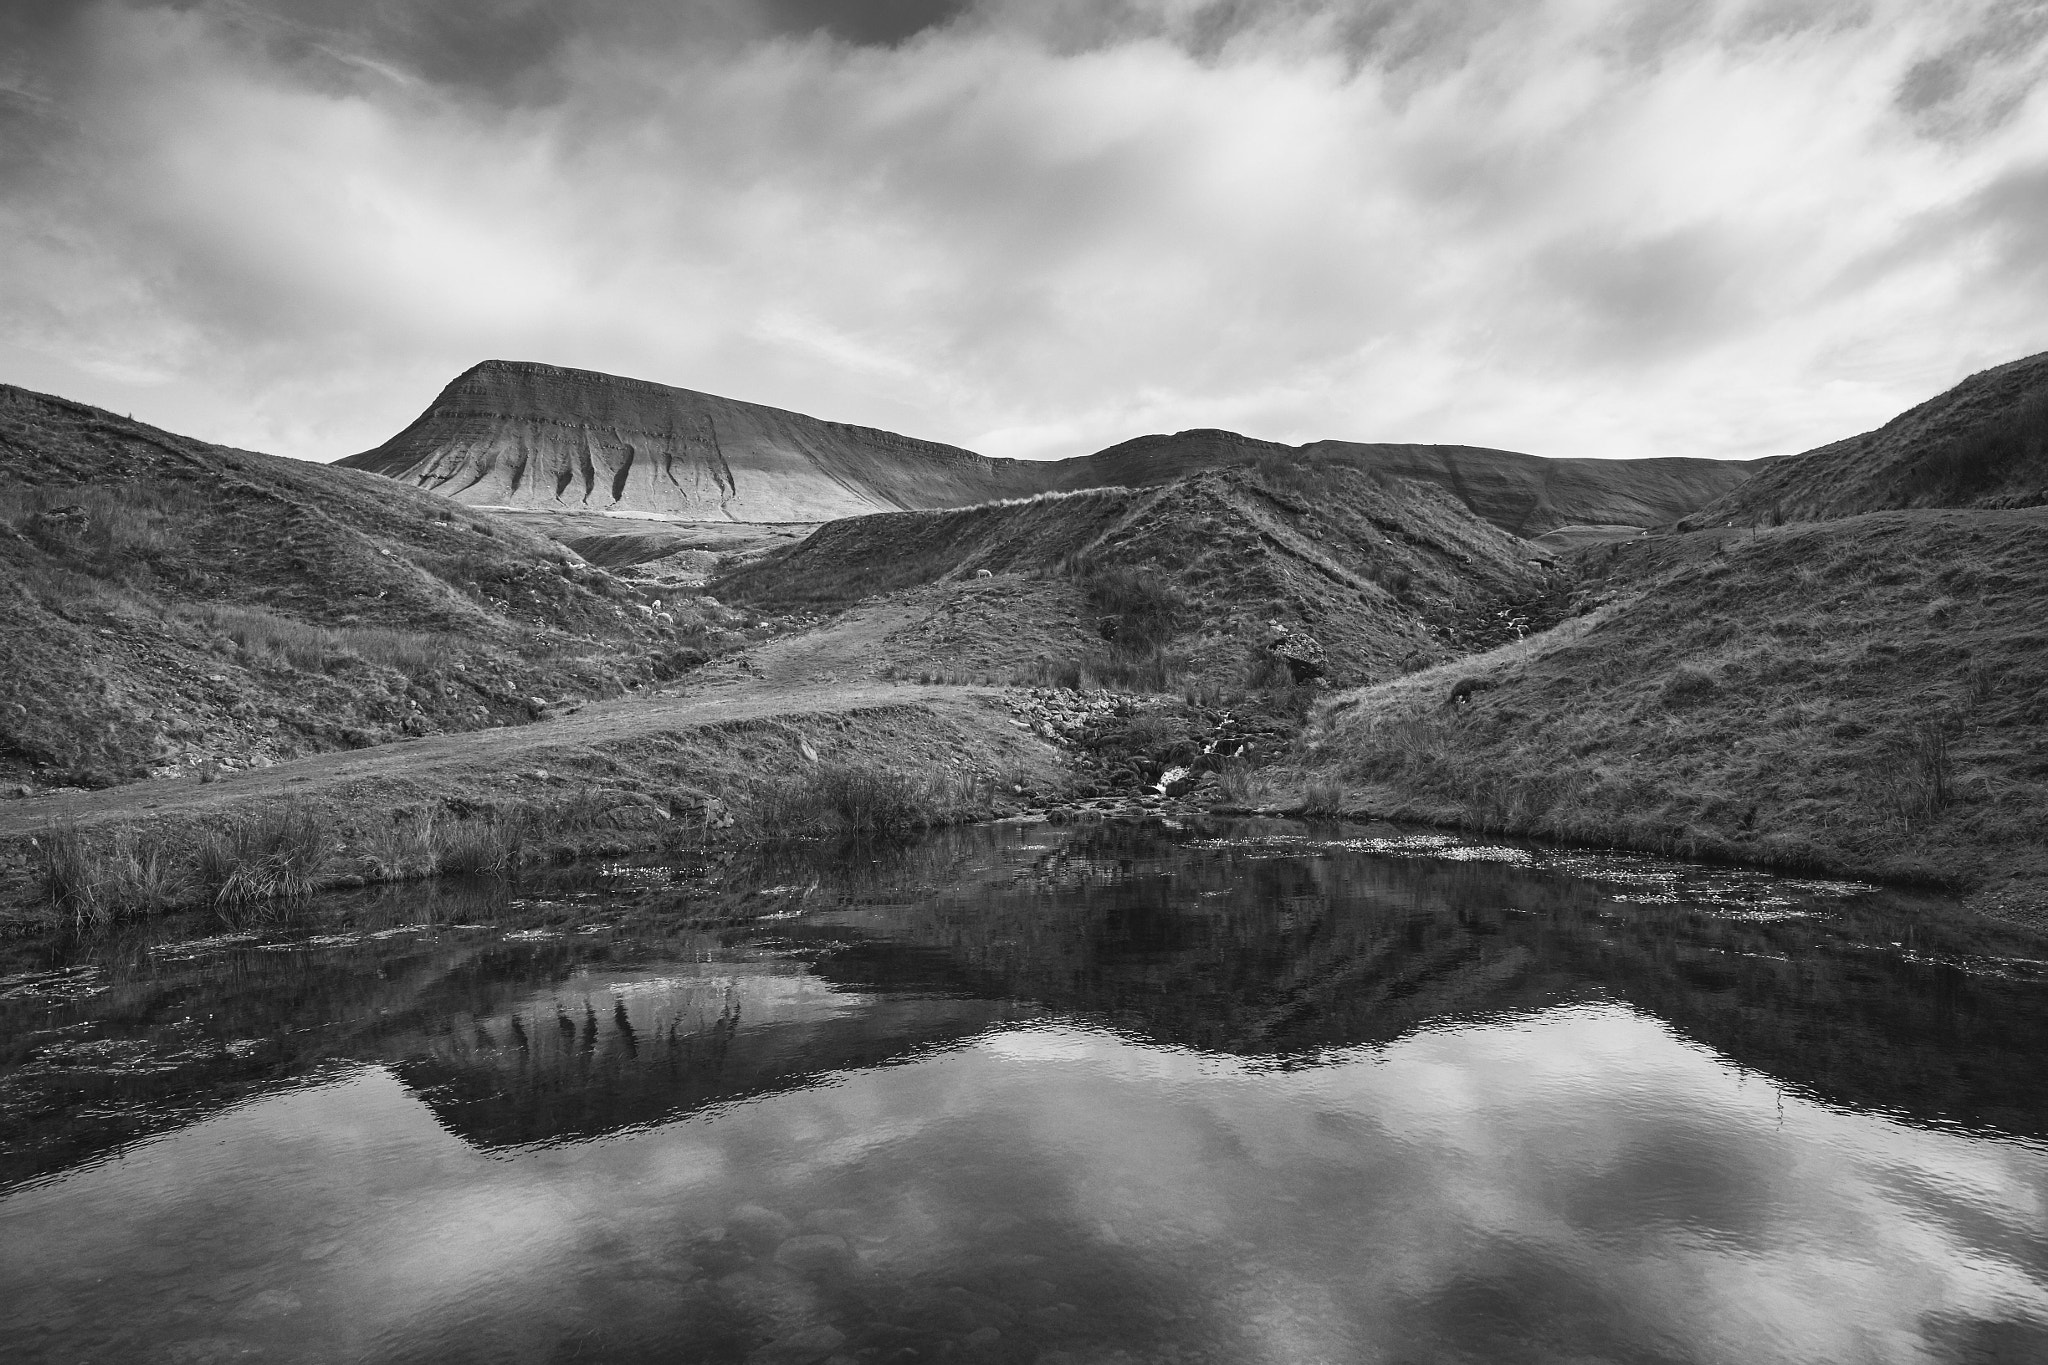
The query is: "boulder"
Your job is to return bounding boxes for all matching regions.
[1266,630,1326,683]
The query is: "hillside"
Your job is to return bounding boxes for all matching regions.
[714,460,1557,689]
[1293,508,2048,919]
[1070,431,1763,536]
[0,384,719,792]
[341,360,1757,536]
[1681,350,2048,527]
[339,360,1051,521]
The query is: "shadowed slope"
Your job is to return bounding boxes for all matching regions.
[1682,349,2048,527]
[0,384,691,790]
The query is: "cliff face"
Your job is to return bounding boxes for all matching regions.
[339,360,1045,521]
[1681,350,2048,528]
[343,360,1760,533]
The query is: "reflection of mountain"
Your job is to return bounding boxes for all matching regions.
[382,963,1026,1147]
[6,823,2046,1188]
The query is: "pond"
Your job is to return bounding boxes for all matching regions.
[3,818,2047,1364]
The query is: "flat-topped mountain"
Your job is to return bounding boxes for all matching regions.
[1681,349,2048,528]
[339,360,1051,522]
[343,361,1761,535]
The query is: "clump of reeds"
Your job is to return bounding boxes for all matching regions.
[436,817,524,877]
[35,822,185,932]
[195,805,331,917]
[1301,778,1346,816]
[1213,760,1261,807]
[360,810,440,880]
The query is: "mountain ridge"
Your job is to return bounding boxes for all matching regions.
[340,359,1763,536]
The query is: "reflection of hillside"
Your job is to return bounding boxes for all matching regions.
[7,822,2046,1188]
[800,825,2048,1137]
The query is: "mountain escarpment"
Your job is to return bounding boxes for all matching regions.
[344,361,1759,536]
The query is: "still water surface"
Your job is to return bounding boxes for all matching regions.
[3,819,2047,1364]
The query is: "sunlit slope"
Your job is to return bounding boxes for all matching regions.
[1304,508,2048,910]
[1683,349,2048,527]
[339,360,1046,521]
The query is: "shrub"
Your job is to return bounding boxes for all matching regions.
[196,805,331,915]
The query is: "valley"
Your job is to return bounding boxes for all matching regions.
[3,350,2045,930]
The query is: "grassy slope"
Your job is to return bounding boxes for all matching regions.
[1297,509,2048,921]
[0,384,721,790]
[1683,349,2048,526]
[717,462,1559,688]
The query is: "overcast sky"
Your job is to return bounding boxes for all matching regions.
[3,0,2045,465]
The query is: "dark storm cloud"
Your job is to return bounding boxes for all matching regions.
[1,0,2046,466]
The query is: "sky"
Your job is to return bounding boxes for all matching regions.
[2,0,2045,466]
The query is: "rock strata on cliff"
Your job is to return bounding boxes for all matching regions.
[339,360,1047,521]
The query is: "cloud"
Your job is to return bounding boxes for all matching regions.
[0,0,2045,464]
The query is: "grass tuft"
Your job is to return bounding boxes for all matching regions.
[195,805,331,917]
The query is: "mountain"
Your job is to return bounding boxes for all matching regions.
[1065,431,1764,537]
[338,359,1050,522]
[341,360,1761,536]
[1680,349,2048,528]
[0,384,695,790]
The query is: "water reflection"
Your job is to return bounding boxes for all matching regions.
[2,819,2046,1363]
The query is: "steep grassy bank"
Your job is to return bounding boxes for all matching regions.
[1292,509,2048,922]
[0,385,747,791]
[0,690,1060,932]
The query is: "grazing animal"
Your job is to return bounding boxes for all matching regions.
[974,568,993,579]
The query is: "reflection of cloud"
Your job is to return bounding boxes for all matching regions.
[1,2,2045,464]
[6,1005,2046,1360]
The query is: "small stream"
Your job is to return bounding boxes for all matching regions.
[3,818,2046,1364]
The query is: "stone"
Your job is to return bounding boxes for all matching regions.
[1265,630,1326,683]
